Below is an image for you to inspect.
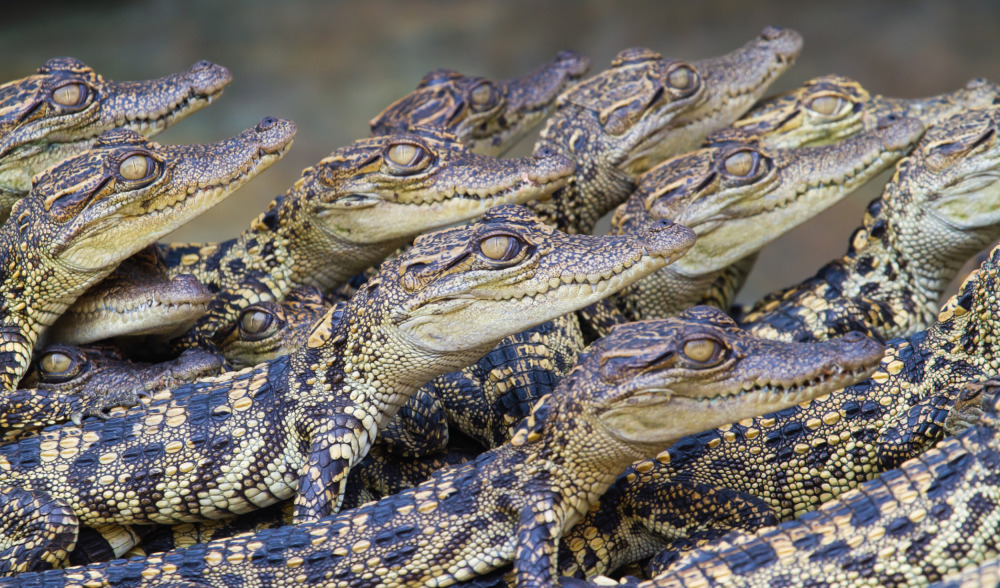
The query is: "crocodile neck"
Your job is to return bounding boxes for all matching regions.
[0,228,106,389]
[529,107,636,234]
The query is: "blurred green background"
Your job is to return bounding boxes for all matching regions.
[3,0,999,303]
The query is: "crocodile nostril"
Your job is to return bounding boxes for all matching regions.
[535,147,556,158]
[876,114,900,129]
[651,219,675,231]
[257,117,278,131]
[842,331,867,343]
[760,26,785,41]
[193,60,214,71]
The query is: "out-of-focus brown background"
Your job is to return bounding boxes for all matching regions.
[4,0,999,303]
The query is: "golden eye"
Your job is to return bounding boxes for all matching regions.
[807,95,849,116]
[469,82,496,109]
[40,351,73,375]
[723,150,759,177]
[119,154,155,181]
[240,310,273,335]
[666,66,695,90]
[52,83,88,107]
[682,339,722,364]
[386,143,424,167]
[480,235,521,261]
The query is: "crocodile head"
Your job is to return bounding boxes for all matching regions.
[615,115,925,278]
[0,58,232,198]
[269,126,576,287]
[9,344,222,426]
[215,285,331,368]
[736,74,1000,149]
[48,246,213,345]
[307,205,694,384]
[577,307,883,452]
[880,106,1000,289]
[370,51,590,156]
[636,26,803,172]
[14,116,295,274]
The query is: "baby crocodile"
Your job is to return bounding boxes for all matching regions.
[71,53,586,346]
[741,105,1000,343]
[530,27,802,235]
[611,116,923,321]
[1,308,883,587]
[588,377,1000,587]
[371,51,590,156]
[0,117,295,391]
[0,345,221,430]
[571,216,1000,573]
[735,74,1000,149]
[161,126,575,346]
[48,246,212,346]
[0,205,694,572]
[0,58,232,220]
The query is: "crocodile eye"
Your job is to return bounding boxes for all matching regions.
[52,83,88,108]
[240,310,273,335]
[469,81,497,110]
[479,234,522,261]
[40,351,74,375]
[722,150,761,178]
[385,142,431,175]
[666,65,697,91]
[682,339,723,365]
[806,95,850,116]
[119,154,156,181]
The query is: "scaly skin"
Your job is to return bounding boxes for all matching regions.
[0,345,222,431]
[123,445,480,560]
[67,54,586,344]
[570,378,1000,588]
[0,205,695,573]
[529,27,802,235]
[562,217,1000,576]
[611,116,924,321]
[741,106,1000,343]
[0,308,884,587]
[48,246,212,346]
[0,58,231,219]
[0,118,295,391]
[160,126,576,345]
[220,288,579,454]
[735,74,1000,149]
[371,51,590,156]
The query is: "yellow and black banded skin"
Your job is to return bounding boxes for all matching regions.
[216,285,582,456]
[0,344,222,432]
[0,205,696,574]
[610,116,924,324]
[370,51,590,157]
[739,106,1000,344]
[561,378,1000,588]
[567,235,1000,576]
[529,27,802,236]
[0,119,295,392]
[118,445,479,561]
[0,310,884,587]
[159,126,576,347]
[735,74,1000,150]
[0,58,232,219]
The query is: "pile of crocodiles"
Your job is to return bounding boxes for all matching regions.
[0,27,998,587]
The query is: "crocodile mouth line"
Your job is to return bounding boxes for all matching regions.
[487,245,683,304]
[120,87,225,135]
[134,141,292,218]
